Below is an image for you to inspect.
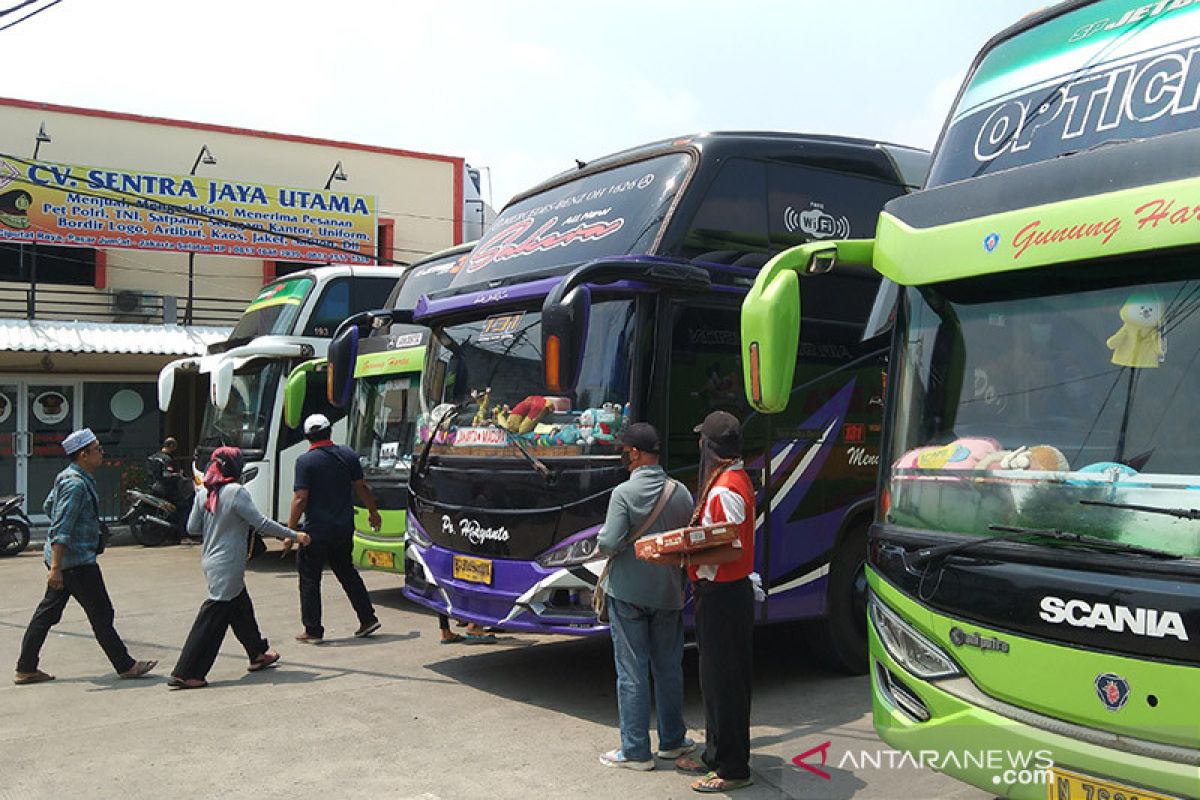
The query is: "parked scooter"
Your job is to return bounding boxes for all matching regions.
[119,473,196,547]
[0,494,31,556]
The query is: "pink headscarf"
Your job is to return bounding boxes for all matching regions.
[203,447,244,513]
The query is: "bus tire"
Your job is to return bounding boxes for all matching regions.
[806,523,869,675]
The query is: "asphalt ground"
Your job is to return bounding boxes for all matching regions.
[1,539,995,800]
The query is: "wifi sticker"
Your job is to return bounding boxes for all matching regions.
[785,204,850,239]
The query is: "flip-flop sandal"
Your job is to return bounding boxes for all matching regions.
[168,677,207,690]
[439,634,465,644]
[13,670,55,685]
[691,773,754,793]
[675,756,710,775]
[247,651,280,672]
[463,633,498,644]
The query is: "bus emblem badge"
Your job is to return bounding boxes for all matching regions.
[983,232,1000,253]
[1094,673,1130,711]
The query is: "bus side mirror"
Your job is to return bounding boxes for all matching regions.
[327,325,359,409]
[542,283,591,395]
[741,240,875,414]
[284,359,326,429]
[211,358,234,409]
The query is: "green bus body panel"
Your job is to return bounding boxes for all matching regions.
[874,177,1200,286]
[283,358,326,430]
[352,506,407,574]
[352,345,426,379]
[869,571,1200,798]
[740,240,874,414]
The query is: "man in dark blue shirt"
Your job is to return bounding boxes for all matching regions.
[285,414,382,644]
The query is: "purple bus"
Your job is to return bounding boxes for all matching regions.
[335,133,926,671]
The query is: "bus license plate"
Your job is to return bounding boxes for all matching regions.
[452,555,492,585]
[366,551,394,569]
[1049,767,1180,800]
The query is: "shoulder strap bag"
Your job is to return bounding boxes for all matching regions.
[592,478,678,624]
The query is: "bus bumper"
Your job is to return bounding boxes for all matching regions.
[351,507,406,573]
[870,623,1199,799]
[402,541,608,635]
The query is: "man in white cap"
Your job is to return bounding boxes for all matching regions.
[284,413,382,643]
[14,428,157,684]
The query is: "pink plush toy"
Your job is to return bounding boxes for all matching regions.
[894,437,1001,470]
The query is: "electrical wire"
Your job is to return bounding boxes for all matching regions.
[0,0,60,31]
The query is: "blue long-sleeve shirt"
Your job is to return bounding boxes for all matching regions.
[42,463,101,570]
[596,465,694,610]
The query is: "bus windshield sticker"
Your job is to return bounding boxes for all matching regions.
[479,311,524,342]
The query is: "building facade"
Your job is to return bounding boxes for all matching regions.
[0,97,467,517]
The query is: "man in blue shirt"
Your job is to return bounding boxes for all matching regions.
[285,414,382,644]
[14,428,157,684]
[597,422,697,771]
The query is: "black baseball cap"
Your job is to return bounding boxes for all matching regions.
[694,410,742,458]
[616,422,661,454]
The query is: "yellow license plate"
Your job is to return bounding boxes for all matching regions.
[452,555,492,585]
[1049,767,1180,800]
[365,551,394,569]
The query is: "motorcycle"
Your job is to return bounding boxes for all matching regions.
[0,494,31,556]
[119,473,196,547]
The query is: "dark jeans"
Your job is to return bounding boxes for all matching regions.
[297,532,376,638]
[172,588,268,680]
[694,577,754,780]
[17,563,136,674]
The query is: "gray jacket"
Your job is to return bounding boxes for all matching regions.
[188,484,297,601]
[596,465,693,610]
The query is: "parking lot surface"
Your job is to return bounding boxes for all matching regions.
[1,543,993,799]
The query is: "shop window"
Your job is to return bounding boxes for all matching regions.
[0,243,96,285]
[83,382,158,517]
[271,260,310,279]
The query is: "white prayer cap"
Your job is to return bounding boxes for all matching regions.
[62,428,97,455]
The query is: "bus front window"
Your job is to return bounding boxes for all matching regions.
[886,260,1200,558]
[197,360,284,457]
[420,300,636,455]
[348,374,419,479]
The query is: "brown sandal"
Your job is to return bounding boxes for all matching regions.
[247,650,280,672]
[675,756,710,775]
[692,772,754,793]
[13,670,55,685]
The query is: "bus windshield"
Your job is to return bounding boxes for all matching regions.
[394,251,468,312]
[348,373,420,479]
[453,154,692,286]
[196,359,285,454]
[886,257,1200,558]
[929,0,1200,186]
[228,277,314,340]
[420,300,636,455]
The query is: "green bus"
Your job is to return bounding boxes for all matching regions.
[283,242,472,573]
[741,2,1200,798]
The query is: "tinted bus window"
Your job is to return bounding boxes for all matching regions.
[767,162,906,250]
[676,159,769,265]
[455,154,692,287]
[929,1,1200,186]
[304,276,399,337]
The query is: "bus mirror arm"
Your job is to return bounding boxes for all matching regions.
[542,258,712,394]
[741,240,875,414]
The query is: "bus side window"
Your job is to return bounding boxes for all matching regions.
[676,159,769,266]
[304,278,350,338]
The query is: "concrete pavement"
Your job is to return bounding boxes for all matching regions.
[0,543,994,799]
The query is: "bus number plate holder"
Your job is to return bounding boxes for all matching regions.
[453,555,493,585]
[1049,767,1179,800]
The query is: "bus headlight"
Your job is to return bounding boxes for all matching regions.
[536,534,599,568]
[869,595,961,679]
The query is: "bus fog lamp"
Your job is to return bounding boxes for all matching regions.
[869,596,960,679]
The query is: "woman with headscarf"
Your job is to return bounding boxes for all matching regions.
[169,447,309,689]
[669,410,757,793]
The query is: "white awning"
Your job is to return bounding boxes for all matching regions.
[0,319,231,356]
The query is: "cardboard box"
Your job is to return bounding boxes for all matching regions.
[635,522,739,560]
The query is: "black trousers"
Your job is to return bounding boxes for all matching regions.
[297,532,376,638]
[693,577,754,780]
[17,562,135,675]
[172,588,268,680]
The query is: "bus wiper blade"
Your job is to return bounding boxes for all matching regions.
[1081,498,1200,521]
[413,399,471,480]
[989,524,1180,559]
[494,424,555,483]
[907,527,1056,567]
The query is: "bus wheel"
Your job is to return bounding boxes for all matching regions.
[806,523,869,675]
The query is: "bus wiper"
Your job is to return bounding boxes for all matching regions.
[493,423,554,483]
[1081,498,1200,521]
[908,524,1179,566]
[412,399,471,480]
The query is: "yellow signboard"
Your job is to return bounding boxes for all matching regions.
[0,156,377,264]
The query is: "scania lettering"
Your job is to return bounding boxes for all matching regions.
[329,133,927,671]
[157,266,405,523]
[740,2,1200,797]
[284,243,471,572]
